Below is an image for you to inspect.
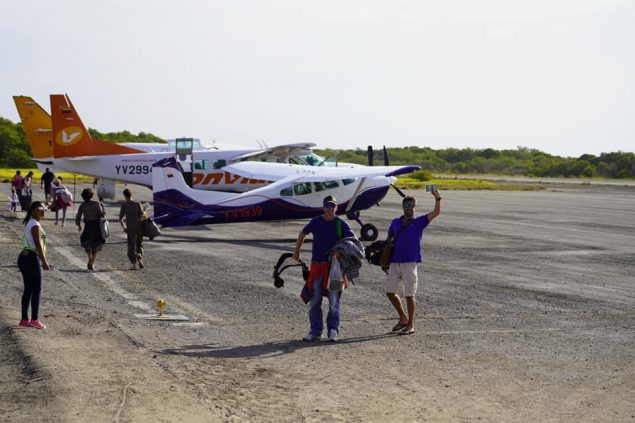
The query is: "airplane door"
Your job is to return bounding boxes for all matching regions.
[175,138,194,187]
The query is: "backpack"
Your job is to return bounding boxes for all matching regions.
[61,188,73,204]
[365,240,388,266]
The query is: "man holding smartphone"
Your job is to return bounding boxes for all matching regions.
[385,187,442,335]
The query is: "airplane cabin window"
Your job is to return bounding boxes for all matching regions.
[194,160,209,170]
[313,182,325,192]
[213,159,227,170]
[324,180,339,189]
[280,186,293,196]
[342,178,356,185]
[293,183,312,195]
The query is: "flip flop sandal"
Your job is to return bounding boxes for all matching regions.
[398,328,415,335]
[392,322,408,332]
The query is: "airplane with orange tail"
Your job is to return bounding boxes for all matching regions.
[13,96,55,171]
[13,95,214,174]
[46,94,319,198]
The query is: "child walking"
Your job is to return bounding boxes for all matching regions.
[9,188,19,212]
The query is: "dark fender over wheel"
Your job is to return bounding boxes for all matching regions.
[360,223,379,241]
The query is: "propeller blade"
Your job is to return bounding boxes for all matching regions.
[391,183,406,198]
[367,146,374,166]
[383,145,389,166]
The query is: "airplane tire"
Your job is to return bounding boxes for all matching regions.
[361,224,379,242]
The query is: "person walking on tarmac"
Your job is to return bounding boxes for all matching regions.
[293,195,355,342]
[52,178,71,226]
[41,168,56,205]
[18,201,51,330]
[385,189,442,336]
[75,188,106,271]
[119,188,145,270]
[11,170,25,197]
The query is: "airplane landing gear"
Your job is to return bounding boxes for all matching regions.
[361,223,379,241]
[346,211,379,241]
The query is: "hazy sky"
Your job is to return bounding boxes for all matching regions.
[1,0,633,158]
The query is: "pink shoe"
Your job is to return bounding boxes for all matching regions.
[19,319,30,327]
[28,320,47,330]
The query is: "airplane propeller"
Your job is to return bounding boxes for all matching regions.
[367,145,390,167]
[390,183,406,198]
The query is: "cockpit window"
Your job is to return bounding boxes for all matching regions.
[280,186,293,196]
[342,178,356,185]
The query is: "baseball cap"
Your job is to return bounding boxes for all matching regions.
[323,195,337,206]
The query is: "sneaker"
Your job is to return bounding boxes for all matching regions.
[130,263,137,270]
[19,319,30,327]
[302,333,321,342]
[328,329,338,342]
[88,263,94,271]
[138,260,144,269]
[28,320,47,330]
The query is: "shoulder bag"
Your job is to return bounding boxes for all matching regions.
[98,202,109,239]
[99,218,110,239]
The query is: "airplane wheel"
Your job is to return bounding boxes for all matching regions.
[361,224,378,241]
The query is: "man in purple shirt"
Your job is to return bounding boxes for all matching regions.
[385,188,441,335]
[293,195,355,342]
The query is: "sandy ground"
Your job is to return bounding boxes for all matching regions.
[1,183,634,422]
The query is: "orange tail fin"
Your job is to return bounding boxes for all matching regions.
[13,96,54,159]
[51,94,144,158]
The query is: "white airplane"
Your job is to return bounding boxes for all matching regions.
[14,95,359,197]
[44,94,319,197]
[151,156,420,240]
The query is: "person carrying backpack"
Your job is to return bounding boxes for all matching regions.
[293,195,356,342]
[384,189,442,336]
[52,178,71,226]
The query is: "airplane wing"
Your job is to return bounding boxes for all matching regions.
[220,161,420,182]
[230,143,316,161]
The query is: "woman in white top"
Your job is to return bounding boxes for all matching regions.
[18,201,50,330]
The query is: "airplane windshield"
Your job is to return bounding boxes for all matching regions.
[296,153,338,167]
[168,139,202,149]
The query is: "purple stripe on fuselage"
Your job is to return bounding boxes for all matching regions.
[153,185,389,227]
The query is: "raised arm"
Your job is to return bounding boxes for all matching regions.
[427,188,442,221]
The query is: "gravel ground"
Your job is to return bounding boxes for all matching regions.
[0,182,634,422]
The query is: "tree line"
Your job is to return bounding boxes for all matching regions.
[317,146,635,179]
[1,116,633,178]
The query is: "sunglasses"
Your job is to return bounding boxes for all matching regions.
[403,202,416,208]
[323,203,337,209]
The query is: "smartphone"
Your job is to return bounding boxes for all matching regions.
[425,183,437,192]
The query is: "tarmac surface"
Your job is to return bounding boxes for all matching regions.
[1,182,634,422]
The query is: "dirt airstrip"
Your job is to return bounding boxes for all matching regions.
[1,183,634,422]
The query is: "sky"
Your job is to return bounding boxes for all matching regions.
[1,0,633,158]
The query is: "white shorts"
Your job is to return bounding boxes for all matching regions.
[385,262,418,297]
